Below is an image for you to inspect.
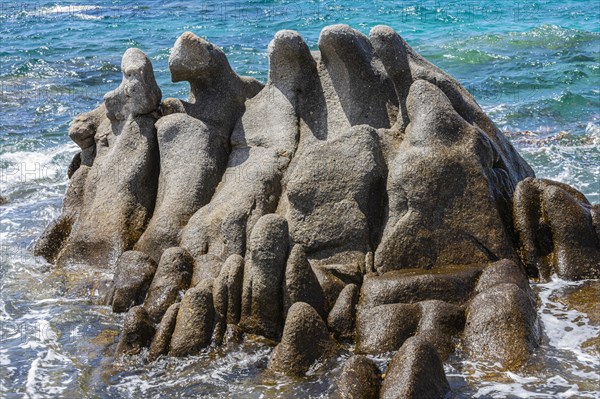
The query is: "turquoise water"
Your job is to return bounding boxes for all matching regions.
[0,1,599,397]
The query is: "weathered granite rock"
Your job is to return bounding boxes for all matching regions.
[360,265,482,309]
[115,306,155,356]
[380,336,451,399]
[336,355,380,399]
[371,25,534,180]
[513,177,600,280]
[170,280,215,357]
[212,254,244,344]
[268,302,333,376]
[475,259,530,294]
[327,283,359,340]
[417,300,465,359]
[133,113,228,262]
[148,302,180,362]
[107,250,157,313]
[135,32,261,262]
[591,204,600,243]
[356,303,421,353]
[144,247,193,322]
[42,48,161,269]
[284,125,386,269]
[37,25,600,390]
[283,245,326,318]
[34,215,73,263]
[463,283,541,369]
[34,147,92,263]
[239,214,289,340]
[312,265,349,313]
[179,30,309,265]
[68,104,105,166]
[67,152,81,179]
[375,79,523,272]
[356,299,464,357]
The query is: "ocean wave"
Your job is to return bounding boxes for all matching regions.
[35,5,101,14]
[0,143,77,195]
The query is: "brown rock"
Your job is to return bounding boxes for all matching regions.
[327,283,359,340]
[336,355,380,399]
[360,265,482,309]
[283,245,326,318]
[107,250,157,313]
[115,306,155,356]
[356,303,420,354]
[380,336,451,399]
[239,214,289,340]
[463,283,541,370]
[148,303,180,362]
[144,247,193,322]
[170,280,215,357]
[513,177,600,280]
[212,254,244,344]
[268,302,333,376]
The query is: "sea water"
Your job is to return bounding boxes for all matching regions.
[1,1,599,397]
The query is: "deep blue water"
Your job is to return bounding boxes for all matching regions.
[0,1,599,398]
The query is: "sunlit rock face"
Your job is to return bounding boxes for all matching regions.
[35,24,600,398]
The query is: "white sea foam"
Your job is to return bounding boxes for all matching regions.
[73,13,103,20]
[25,349,73,399]
[29,5,101,16]
[0,143,77,192]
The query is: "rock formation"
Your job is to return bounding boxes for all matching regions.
[36,24,600,398]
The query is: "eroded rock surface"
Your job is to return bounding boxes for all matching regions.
[38,24,600,396]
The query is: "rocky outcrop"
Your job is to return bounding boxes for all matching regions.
[336,355,380,399]
[239,214,289,340]
[268,302,333,375]
[283,245,326,318]
[327,283,359,340]
[170,280,215,357]
[144,247,193,322]
[513,177,600,280]
[115,306,155,356]
[148,302,180,362]
[212,254,245,344]
[380,336,451,399]
[106,250,157,313]
[133,32,262,262]
[464,282,541,369]
[36,48,161,268]
[37,23,600,396]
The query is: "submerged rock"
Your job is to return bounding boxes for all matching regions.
[107,250,157,313]
[170,280,215,357]
[115,306,155,356]
[380,336,451,399]
[268,302,333,376]
[513,177,600,280]
[463,283,541,370]
[336,355,380,399]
